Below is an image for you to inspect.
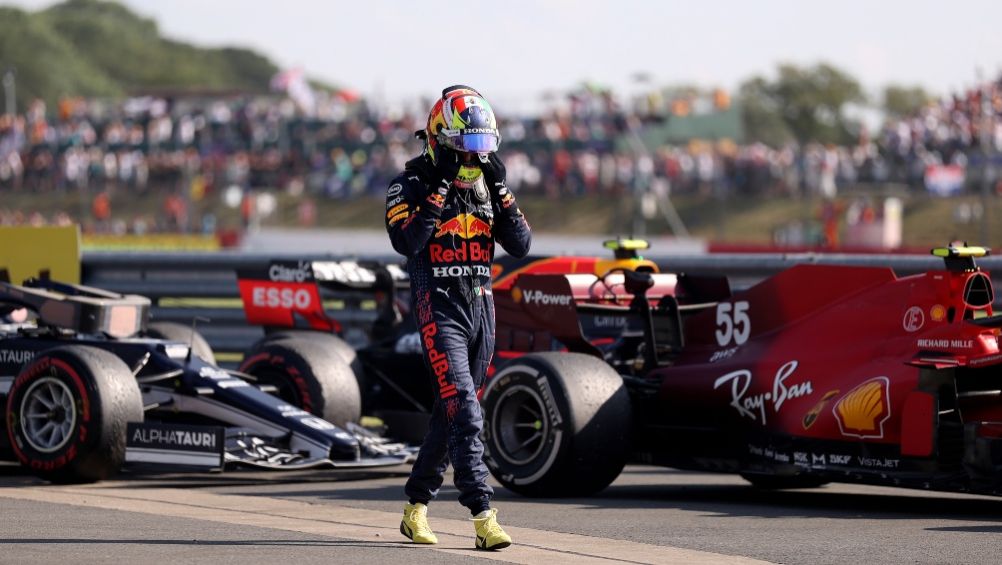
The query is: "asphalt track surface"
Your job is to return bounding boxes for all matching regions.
[3,463,1002,564]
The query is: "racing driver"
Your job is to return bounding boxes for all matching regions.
[385,85,531,551]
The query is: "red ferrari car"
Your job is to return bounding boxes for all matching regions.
[480,244,1002,497]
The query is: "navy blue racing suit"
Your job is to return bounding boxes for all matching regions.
[385,154,531,514]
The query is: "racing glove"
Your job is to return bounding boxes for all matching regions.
[478,152,519,212]
[422,144,463,210]
[430,145,463,191]
[478,152,506,198]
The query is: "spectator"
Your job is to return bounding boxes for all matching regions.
[3,72,1002,232]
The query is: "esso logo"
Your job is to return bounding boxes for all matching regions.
[252,286,312,310]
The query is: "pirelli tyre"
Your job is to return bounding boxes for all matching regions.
[481,352,631,497]
[5,346,143,483]
[238,338,361,427]
[251,330,363,385]
[144,321,216,366]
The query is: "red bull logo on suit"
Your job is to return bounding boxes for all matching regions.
[421,321,457,399]
[429,241,493,263]
[435,214,492,239]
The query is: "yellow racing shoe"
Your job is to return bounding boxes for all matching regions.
[400,502,438,544]
[472,508,512,550]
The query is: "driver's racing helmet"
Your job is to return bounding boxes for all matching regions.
[424,85,501,189]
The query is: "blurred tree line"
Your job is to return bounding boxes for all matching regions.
[0,0,277,110]
[739,63,933,146]
[1,0,937,147]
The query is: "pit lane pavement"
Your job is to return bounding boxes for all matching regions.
[2,463,1002,564]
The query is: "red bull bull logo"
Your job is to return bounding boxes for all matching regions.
[435,214,492,239]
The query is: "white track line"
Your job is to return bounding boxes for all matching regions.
[0,485,773,565]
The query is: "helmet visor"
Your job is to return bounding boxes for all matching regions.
[437,129,501,153]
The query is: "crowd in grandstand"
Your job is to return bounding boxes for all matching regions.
[2,75,1002,231]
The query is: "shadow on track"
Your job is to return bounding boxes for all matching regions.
[926,525,1002,533]
[111,467,412,490]
[0,462,412,490]
[0,538,413,549]
[217,472,1002,526]
[583,481,1002,522]
[13,462,1002,529]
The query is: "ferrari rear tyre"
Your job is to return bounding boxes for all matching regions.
[481,352,631,497]
[238,338,361,427]
[144,321,216,365]
[5,346,143,483]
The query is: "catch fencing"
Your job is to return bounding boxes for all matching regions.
[80,251,1002,366]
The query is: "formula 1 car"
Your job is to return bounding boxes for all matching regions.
[234,258,427,440]
[232,241,661,442]
[0,274,410,484]
[479,244,1002,498]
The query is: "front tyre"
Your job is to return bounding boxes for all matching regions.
[5,346,143,483]
[481,352,631,497]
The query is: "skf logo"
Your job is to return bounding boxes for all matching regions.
[802,390,839,430]
[833,377,890,438]
[435,214,492,238]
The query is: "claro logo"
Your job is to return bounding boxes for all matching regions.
[520,289,572,306]
[269,262,312,282]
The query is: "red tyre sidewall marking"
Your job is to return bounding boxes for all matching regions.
[240,351,313,413]
[6,356,91,471]
[271,355,313,414]
[238,352,270,372]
